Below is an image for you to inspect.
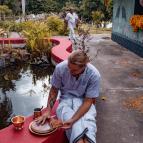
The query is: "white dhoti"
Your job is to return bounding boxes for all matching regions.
[68,23,76,42]
[56,98,97,143]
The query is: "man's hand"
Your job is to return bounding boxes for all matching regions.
[36,86,58,125]
[63,118,74,129]
[50,118,63,128]
[36,112,50,125]
[70,97,94,123]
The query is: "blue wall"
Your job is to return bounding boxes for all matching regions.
[112,0,143,57]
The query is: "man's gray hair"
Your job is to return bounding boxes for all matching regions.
[68,50,89,67]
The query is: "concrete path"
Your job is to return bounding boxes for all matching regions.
[88,34,143,143]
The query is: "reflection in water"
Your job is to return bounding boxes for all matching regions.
[0,64,54,130]
[30,65,54,85]
[0,65,23,94]
[0,93,13,129]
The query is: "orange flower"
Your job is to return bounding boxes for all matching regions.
[130,15,143,32]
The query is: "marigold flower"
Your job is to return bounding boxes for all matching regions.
[130,15,143,32]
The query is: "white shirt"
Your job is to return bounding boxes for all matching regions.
[65,12,78,28]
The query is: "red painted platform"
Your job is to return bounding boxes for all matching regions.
[0,102,68,143]
[50,37,72,63]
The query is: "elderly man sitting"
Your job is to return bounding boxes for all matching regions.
[37,50,101,143]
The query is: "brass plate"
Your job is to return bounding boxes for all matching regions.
[29,122,57,136]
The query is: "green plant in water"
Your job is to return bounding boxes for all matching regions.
[22,21,51,60]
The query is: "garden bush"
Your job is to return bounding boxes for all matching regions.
[46,15,66,35]
[22,21,51,60]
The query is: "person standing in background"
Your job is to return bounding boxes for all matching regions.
[64,8,79,44]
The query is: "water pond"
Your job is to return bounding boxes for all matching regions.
[0,63,54,129]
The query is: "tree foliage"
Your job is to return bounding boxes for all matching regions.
[2,0,113,23]
[1,0,21,15]
[0,5,12,20]
[92,11,104,27]
[79,0,103,22]
[0,5,11,14]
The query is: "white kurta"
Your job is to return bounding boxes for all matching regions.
[65,12,78,41]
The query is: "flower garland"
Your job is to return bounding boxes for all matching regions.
[130,15,143,32]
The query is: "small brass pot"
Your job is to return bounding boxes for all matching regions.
[11,115,25,130]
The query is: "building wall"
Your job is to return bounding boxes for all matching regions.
[112,0,143,57]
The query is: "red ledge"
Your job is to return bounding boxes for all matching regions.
[50,37,72,63]
[0,38,26,44]
[0,101,68,143]
[0,37,72,64]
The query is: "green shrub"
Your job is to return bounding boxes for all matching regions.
[92,11,104,28]
[46,15,66,35]
[22,21,51,59]
[0,21,13,31]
